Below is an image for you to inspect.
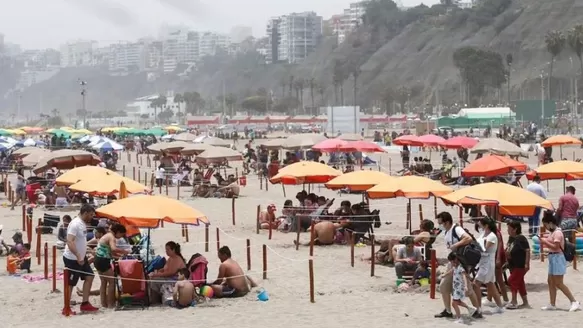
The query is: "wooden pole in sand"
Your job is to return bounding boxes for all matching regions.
[231,198,236,225]
[144,172,148,187]
[52,245,57,292]
[184,225,189,243]
[181,224,185,237]
[246,239,251,270]
[216,227,220,252]
[122,165,126,177]
[165,176,169,196]
[256,205,260,235]
[309,221,315,257]
[430,249,437,299]
[458,206,463,228]
[265,176,269,191]
[21,204,26,231]
[434,197,437,218]
[262,244,267,279]
[36,218,41,265]
[295,216,301,251]
[260,176,263,190]
[44,242,48,280]
[370,234,375,277]
[62,270,73,316]
[27,216,32,244]
[204,225,209,252]
[350,234,355,268]
[540,226,546,262]
[132,167,136,180]
[406,201,410,231]
[309,259,315,303]
[419,203,424,224]
[572,231,577,271]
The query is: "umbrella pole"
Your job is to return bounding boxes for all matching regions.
[282,184,286,197]
[560,145,563,159]
[145,228,151,307]
[407,200,412,235]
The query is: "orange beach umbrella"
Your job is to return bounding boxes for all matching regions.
[440,182,553,216]
[367,176,453,199]
[541,135,582,147]
[525,160,583,181]
[55,165,117,186]
[68,172,150,195]
[96,195,209,228]
[462,155,527,177]
[270,161,341,185]
[325,170,394,191]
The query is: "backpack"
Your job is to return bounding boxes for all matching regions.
[451,224,482,268]
[562,239,576,262]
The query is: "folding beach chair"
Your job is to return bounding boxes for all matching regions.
[114,259,148,310]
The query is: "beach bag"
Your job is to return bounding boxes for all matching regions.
[146,255,166,274]
[451,225,482,268]
[562,239,576,262]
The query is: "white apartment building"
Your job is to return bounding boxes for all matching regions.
[268,12,323,64]
[59,40,97,67]
[199,32,230,57]
[17,68,60,90]
[330,1,368,44]
[109,42,146,72]
[458,0,476,8]
[126,90,186,119]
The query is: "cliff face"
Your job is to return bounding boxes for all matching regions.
[3,0,583,115]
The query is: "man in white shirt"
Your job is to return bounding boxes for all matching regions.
[435,211,481,319]
[62,204,99,313]
[526,175,546,236]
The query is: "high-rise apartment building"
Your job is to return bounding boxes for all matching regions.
[199,32,230,57]
[59,40,97,67]
[109,42,146,72]
[266,12,322,64]
[329,1,368,44]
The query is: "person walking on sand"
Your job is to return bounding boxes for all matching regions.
[62,204,99,313]
[526,175,546,236]
[539,213,580,312]
[434,211,481,319]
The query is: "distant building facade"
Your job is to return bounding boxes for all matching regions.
[59,40,97,67]
[266,12,323,64]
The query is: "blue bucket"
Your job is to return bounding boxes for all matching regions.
[257,288,269,301]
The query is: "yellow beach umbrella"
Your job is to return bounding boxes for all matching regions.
[68,171,150,195]
[367,175,453,199]
[325,170,394,191]
[440,182,553,216]
[75,129,93,135]
[164,125,183,132]
[96,195,209,228]
[55,166,117,186]
[270,161,342,185]
[10,129,26,135]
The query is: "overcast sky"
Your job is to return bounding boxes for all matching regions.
[0,0,437,49]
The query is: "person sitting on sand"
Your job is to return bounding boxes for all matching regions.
[412,260,430,286]
[382,219,434,265]
[19,243,31,273]
[216,175,240,198]
[171,268,196,308]
[0,225,10,256]
[259,204,278,230]
[394,237,423,279]
[148,241,187,304]
[210,246,256,298]
[6,248,20,275]
[54,185,71,209]
[295,221,337,246]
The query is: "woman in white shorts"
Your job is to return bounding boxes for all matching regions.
[473,217,504,314]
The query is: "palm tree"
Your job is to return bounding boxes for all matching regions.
[333,60,347,106]
[174,93,184,120]
[297,79,306,112]
[545,30,566,99]
[381,87,394,115]
[150,95,167,124]
[183,92,201,114]
[279,78,287,99]
[352,68,361,110]
[506,54,513,105]
[288,75,294,98]
[309,78,317,115]
[318,85,326,107]
[568,25,583,75]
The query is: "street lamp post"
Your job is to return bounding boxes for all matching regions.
[79,79,87,128]
[541,72,545,132]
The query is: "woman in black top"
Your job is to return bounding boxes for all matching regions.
[505,221,530,309]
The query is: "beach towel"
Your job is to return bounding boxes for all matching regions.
[187,254,208,287]
[21,272,64,283]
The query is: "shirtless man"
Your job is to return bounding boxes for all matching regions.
[172,268,196,308]
[295,221,337,246]
[210,246,256,298]
[259,204,277,229]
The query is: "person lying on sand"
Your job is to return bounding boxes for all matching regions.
[294,221,336,246]
[210,246,256,298]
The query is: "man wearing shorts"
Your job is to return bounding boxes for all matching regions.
[210,246,256,298]
[63,204,99,312]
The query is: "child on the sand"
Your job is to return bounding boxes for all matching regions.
[19,243,31,273]
[7,248,20,275]
[170,268,196,308]
[447,253,476,323]
[412,260,430,285]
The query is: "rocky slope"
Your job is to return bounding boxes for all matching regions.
[2,0,583,115]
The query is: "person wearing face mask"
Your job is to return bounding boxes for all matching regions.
[539,212,580,312]
[434,212,481,319]
[472,218,504,314]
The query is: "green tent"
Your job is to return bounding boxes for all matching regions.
[0,129,12,136]
[48,129,72,137]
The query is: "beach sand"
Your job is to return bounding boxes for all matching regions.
[0,140,582,328]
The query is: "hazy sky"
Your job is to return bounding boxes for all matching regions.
[0,0,437,49]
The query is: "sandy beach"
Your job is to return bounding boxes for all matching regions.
[1,141,582,328]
